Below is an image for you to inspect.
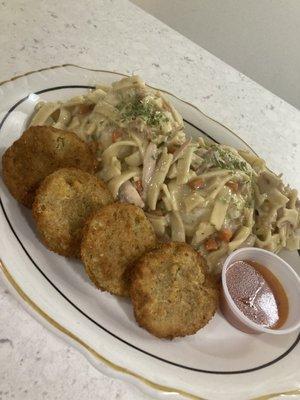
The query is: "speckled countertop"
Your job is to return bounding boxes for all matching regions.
[0,1,299,399]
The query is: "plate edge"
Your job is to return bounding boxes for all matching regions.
[0,65,299,400]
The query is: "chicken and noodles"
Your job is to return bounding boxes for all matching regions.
[30,75,300,272]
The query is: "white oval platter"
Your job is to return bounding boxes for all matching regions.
[0,65,299,400]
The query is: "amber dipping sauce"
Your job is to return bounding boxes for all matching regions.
[226,260,289,329]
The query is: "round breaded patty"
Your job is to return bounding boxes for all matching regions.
[32,168,113,258]
[130,242,219,339]
[2,126,97,208]
[81,203,156,296]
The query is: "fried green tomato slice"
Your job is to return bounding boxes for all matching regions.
[81,203,157,297]
[2,126,97,207]
[130,242,219,339]
[32,168,113,258]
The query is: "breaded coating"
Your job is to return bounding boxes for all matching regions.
[130,242,219,339]
[32,168,113,258]
[81,203,156,297]
[2,126,97,207]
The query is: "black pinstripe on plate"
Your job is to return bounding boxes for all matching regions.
[0,85,299,374]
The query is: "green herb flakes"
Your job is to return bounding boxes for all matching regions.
[117,98,169,127]
[206,146,251,174]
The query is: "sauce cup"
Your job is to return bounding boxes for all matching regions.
[220,247,300,334]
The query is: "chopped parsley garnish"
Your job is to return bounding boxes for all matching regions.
[206,146,251,174]
[117,98,169,127]
[219,195,231,204]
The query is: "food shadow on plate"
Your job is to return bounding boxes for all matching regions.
[0,146,7,163]
[115,295,136,323]
[63,255,92,285]
[18,204,39,238]
[254,329,298,348]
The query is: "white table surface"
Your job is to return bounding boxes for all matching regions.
[0,0,299,399]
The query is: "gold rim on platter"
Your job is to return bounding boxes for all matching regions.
[0,259,200,400]
[2,260,300,400]
[0,65,298,400]
[1,260,299,400]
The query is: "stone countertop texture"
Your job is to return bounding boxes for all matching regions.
[0,0,299,399]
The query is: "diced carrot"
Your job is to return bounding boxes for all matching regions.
[189,178,205,190]
[218,228,233,242]
[112,130,123,143]
[134,179,143,195]
[205,238,219,251]
[77,104,94,114]
[168,146,177,154]
[226,180,239,192]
